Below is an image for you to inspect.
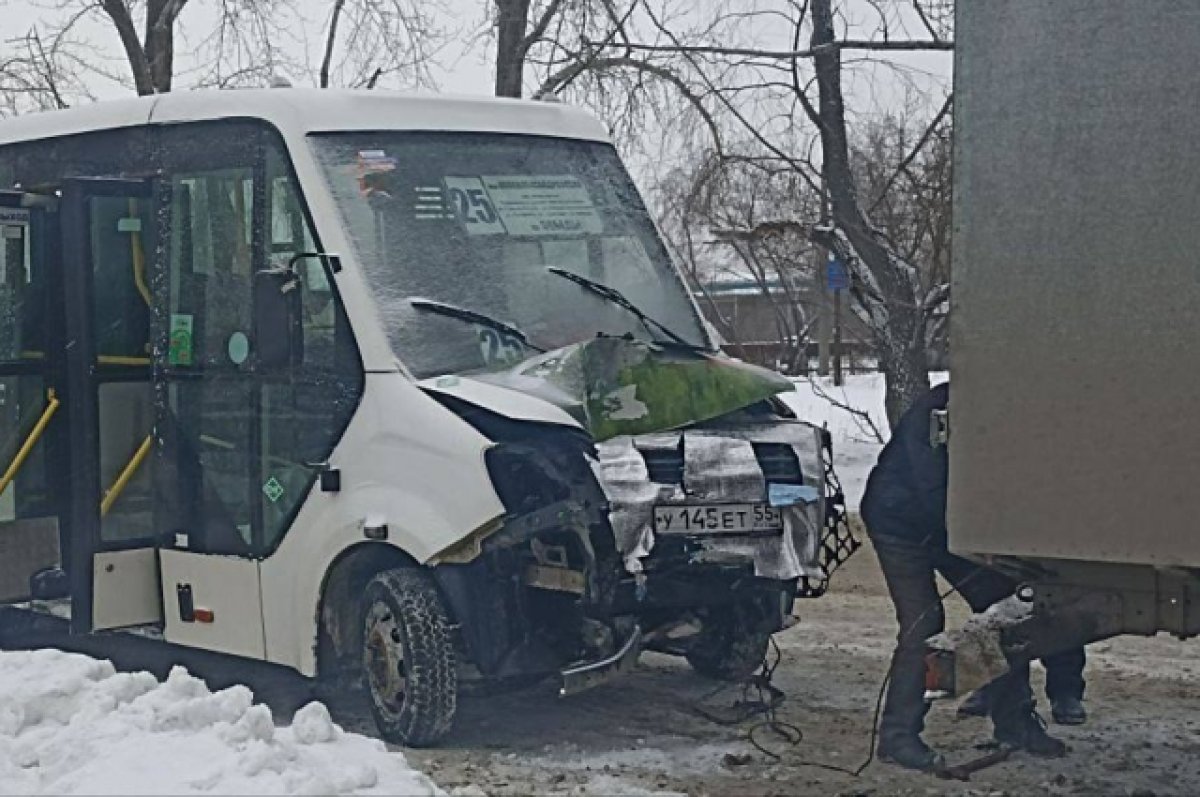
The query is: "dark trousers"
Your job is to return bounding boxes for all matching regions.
[1043,647,1086,701]
[872,533,1034,744]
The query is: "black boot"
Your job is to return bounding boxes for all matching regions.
[1051,696,1087,726]
[994,706,1068,758]
[878,735,945,772]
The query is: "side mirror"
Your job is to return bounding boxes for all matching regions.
[252,252,340,372]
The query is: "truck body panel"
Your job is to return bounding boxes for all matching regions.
[950,0,1200,569]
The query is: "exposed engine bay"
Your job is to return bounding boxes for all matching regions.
[424,373,858,693]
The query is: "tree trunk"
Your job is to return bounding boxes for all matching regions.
[100,0,155,95]
[144,0,175,92]
[494,0,532,97]
[876,305,930,426]
[809,0,928,428]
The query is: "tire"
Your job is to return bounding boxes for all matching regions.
[685,606,772,681]
[361,567,457,747]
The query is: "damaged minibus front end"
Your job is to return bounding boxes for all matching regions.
[419,336,858,705]
[304,121,860,746]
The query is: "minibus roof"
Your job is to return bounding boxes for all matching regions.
[0,88,613,147]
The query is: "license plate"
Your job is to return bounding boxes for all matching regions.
[653,504,784,535]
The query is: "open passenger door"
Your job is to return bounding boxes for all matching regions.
[57,176,266,653]
[58,177,164,632]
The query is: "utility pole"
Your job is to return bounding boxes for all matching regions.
[826,251,848,386]
[833,284,844,386]
[817,243,831,376]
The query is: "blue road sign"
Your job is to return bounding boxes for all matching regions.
[826,256,849,292]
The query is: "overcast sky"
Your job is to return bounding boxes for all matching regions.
[3,1,949,98]
[2,0,951,185]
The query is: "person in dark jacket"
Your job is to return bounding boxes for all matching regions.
[862,382,1070,771]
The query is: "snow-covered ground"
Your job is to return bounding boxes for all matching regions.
[0,649,443,796]
[779,372,947,509]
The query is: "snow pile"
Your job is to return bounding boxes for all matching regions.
[780,373,946,508]
[0,649,444,796]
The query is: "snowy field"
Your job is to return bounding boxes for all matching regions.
[0,649,443,796]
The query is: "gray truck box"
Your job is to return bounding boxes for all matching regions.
[944,0,1200,666]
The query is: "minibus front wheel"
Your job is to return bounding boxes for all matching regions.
[361,567,458,746]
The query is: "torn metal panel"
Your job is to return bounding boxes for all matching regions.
[682,436,763,502]
[591,437,682,573]
[592,420,828,581]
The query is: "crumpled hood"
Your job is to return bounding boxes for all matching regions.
[422,336,792,441]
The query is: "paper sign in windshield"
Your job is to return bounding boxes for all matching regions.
[481,175,603,237]
[443,177,506,235]
[0,208,30,227]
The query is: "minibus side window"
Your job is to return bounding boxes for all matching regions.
[160,165,258,553]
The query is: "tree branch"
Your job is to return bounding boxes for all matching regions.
[320,0,348,88]
[535,55,724,153]
[912,1,942,43]
[582,38,953,60]
[868,92,953,213]
[520,0,567,60]
[806,376,886,444]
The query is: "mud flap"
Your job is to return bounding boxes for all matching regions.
[559,624,642,697]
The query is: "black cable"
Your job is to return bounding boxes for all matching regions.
[693,569,985,777]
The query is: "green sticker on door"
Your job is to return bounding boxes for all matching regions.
[168,313,194,366]
[262,477,285,503]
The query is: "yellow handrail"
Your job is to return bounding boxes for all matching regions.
[100,434,153,517]
[128,198,153,308]
[19,351,151,367]
[0,389,60,499]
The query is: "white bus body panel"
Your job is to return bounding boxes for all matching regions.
[92,548,161,630]
[419,376,584,431]
[258,371,507,676]
[160,550,266,658]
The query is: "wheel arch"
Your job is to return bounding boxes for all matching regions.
[315,542,419,681]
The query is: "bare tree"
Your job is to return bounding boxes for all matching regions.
[95,0,187,95]
[659,150,824,373]
[317,0,445,90]
[1,28,87,115]
[584,0,953,426]
[2,0,443,108]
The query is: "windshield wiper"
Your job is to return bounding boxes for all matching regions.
[546,267,706,350]
[409,298,546,353]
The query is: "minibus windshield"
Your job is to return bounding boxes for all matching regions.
[310,132,709,378]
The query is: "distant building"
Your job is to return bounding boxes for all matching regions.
[694,277,872,374]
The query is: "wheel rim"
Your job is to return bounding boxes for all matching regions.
[365,600,406,713]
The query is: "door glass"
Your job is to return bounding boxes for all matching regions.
[90,197,153,364]
[0,208,50,524]
[153,123,362,558]
[0,208,40,362]
[257,150,360,552]
[157,169,256,554]
[89,195,156,544]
